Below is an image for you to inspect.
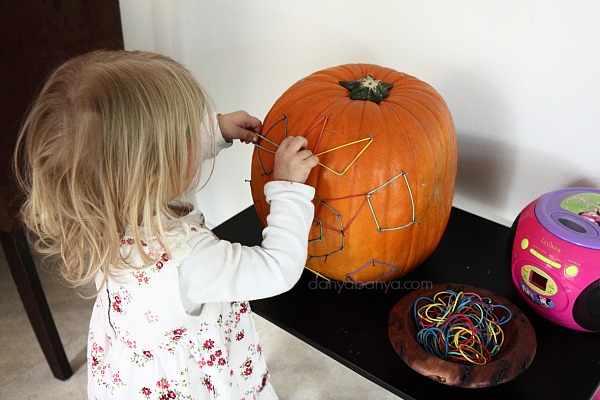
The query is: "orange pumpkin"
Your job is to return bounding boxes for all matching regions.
[250,64,457,283]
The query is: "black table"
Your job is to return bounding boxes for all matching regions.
[214,206,600,400]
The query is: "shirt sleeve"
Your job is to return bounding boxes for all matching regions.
[178,180,315,313]
[202,112,233,161]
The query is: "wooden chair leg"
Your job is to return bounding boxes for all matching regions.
[0,228,73,380]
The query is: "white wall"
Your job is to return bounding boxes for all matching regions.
[119,0,600,228]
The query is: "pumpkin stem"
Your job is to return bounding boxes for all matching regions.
[339,75,393,104]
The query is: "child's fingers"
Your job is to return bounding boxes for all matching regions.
[298,149,317,161]
[246,117,262,134]
[242,130,259,144]
[305,153,320,167]
[280,136,308,152]
[218,111,262,142]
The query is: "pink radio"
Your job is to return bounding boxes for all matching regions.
[509,188,600,332]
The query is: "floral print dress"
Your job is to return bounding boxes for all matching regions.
[87,118,315,399]
[87,219,276,399]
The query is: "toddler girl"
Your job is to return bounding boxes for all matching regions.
[15,50,319,399]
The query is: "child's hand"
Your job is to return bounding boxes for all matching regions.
[218,111,262,144]
[274,136,319,184]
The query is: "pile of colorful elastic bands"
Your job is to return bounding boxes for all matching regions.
[413,290,513,365]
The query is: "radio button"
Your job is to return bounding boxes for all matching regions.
[565,265,579,277]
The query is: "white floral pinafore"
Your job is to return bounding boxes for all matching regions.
[87,219,275,399]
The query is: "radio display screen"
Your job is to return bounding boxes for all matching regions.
[530,270,548,290]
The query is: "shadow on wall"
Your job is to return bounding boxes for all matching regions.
[455,132,599,224]
[438,64,522,217]
[455,133,519,214]
[441,66,599,224]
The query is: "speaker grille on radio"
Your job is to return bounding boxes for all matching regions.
[573,278,600,332]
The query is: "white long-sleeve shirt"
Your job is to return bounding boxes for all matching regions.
[178,180,315,314]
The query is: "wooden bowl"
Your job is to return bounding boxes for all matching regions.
[388,283,536,388]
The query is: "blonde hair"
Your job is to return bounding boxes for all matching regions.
[14,50,213,290]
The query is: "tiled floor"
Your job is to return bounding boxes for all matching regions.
[0,247,401,399]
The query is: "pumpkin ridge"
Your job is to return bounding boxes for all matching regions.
[389,87,448,105]
[377,67,406,86]
[381,99,430,230]
[385,77,427,91]
[307,70,362,87]
[272,85,344,106]
[366,104,417,238]
[313,99,372,185]
[386,98,454,177]
[389,94,446,132]
[381,104,418,195]
[264,94,341,133]
[389,91,455,164]
[338,63,369,80]
[307,99,353,159]
[315,68,357,83]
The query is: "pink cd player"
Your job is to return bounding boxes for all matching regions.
[508,188,600,332]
